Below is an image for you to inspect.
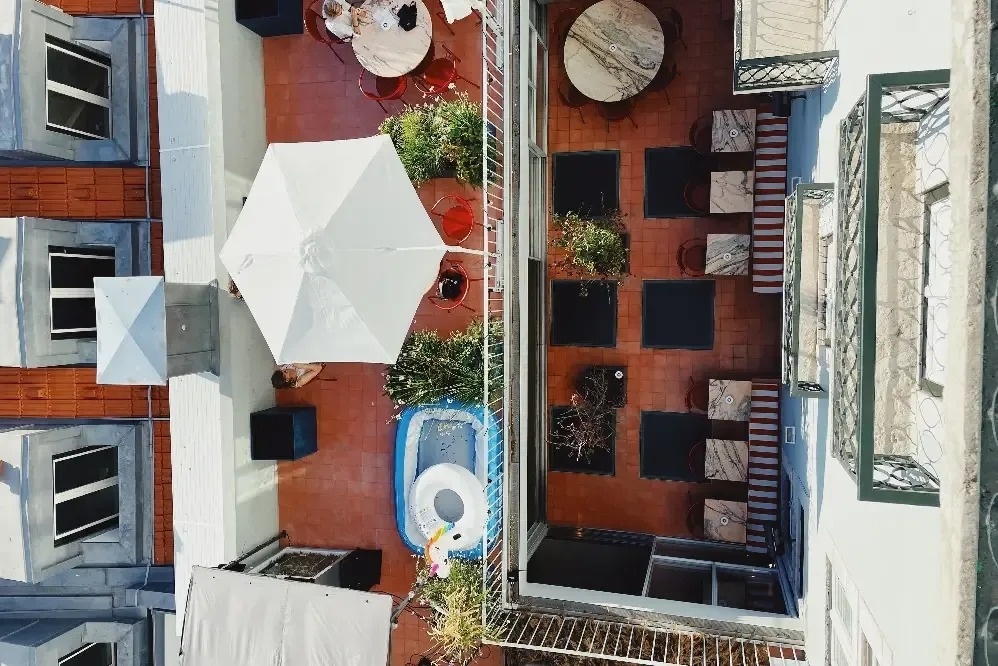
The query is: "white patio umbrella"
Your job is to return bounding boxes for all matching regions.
[220,136,450,364]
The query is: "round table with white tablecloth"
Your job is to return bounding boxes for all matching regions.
[351,0,433,77]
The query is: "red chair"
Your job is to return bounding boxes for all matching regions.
[358,69,407,113]
[303,0,346,63]
[414,44,480,96]
[685,494,706,539]
[598,99,637,132]
[687,440,707,480]
[428,260,479,311]
[683,178,711,216]
[409,42,436,78]
[551,6,582,57]
[676,238,707,276]
[685,377,708,412]
[689,114,713,155]
[430,195,477,243]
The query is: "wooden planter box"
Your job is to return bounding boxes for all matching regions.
[251,547,383,590]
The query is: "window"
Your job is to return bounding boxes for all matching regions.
[59,643,115,666]
[827,564,855,665]
[795,503,806,595]
[45,36,112,140]
[49,245,115,340]
[920,185,951,395]
[646,557,788,614]
[53,445,119,547]
[860,634,879,666]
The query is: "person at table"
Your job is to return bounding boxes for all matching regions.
[323,0,365,41]
[271,363,325,389]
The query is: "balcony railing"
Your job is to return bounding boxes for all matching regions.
[732,0,838,93]
[782,183,832,397]
[831,70,950,506]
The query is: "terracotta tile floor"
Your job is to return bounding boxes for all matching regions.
[544,0,781,537]
[264,8,499,665]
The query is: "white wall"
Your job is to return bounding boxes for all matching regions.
[153,0,276,628]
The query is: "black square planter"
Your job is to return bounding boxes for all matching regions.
[549,406,616,475]
[579,365,627,408]
[642,280,715,350]
[552,150,620,217]
[550,280,618,347]
[639,410,710,481]
[250,405,318,461]
[236,0,304,37]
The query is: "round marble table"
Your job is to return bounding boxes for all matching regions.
[351,0,432,77]
[563,0,665,102]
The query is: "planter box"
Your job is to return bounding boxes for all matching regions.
[549,406,616,475]
[579,365,627,407]
[251,547,383,590]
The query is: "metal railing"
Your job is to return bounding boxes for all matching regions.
[831,70,949,505]
[480,0,509,635]
[732,0,837,93]
[490,614,807,666]
[782,183,832,396]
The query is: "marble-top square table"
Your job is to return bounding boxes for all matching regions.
[704,439,749,481]
[712,109,757,152]
[709,170,754,214]
[704,499,747,543]
[705,233,750,275]
[708,379,752,421]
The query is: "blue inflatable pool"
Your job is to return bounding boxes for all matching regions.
[393,401,502,560]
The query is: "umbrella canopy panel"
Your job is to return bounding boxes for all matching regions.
[95,276,168,385]
[220,136,448,364]
[180,566,392,666]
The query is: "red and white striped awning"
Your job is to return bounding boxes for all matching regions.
[752,110,789,294]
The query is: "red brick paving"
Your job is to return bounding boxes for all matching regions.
[544,0,781,537]
[265,6,499,664]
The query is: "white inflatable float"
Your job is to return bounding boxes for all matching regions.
[410,463,487,552]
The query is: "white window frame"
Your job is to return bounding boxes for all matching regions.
[45,37,112,140]
[48,246,115,338]
[920,184,950,396]
[644,555,791,614]
[59,642,116,666]
[825,555,893,666]
[53,445,120,546]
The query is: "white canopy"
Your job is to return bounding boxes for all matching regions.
[94,276,167,385]
[219,136,447,364]
[180,566,392,666]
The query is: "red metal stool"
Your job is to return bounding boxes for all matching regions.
[358,70,407,113]
[428,260,480,311]
[430,195,477,243]
[558,78,589,123]
[303,0,347,63]
[677,238,707,276]
[414,44,480,95]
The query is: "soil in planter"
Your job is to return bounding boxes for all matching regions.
[263,552,337,579]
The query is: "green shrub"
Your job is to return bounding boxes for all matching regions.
[550,210,628,280]
[379,95,485,187]
[384,318,503,411]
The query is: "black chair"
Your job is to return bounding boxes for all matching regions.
[685,493,706,539]
[558,78,589,123]
[409,41,436,77]
[689,114,713,155]
[656,6,687,50]
[683,176,711,216]
[551,6,583,56]
[598,99,638,132]
[647,60,679,103]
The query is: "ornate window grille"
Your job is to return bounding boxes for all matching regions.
[831,70,949,505]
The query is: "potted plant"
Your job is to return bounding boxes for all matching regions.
[379,95,486,187]
[413,558,500,665]
[578,365,627,407]
[549,371,617,473]
[550,210,629,288]
[383,318,503,414]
